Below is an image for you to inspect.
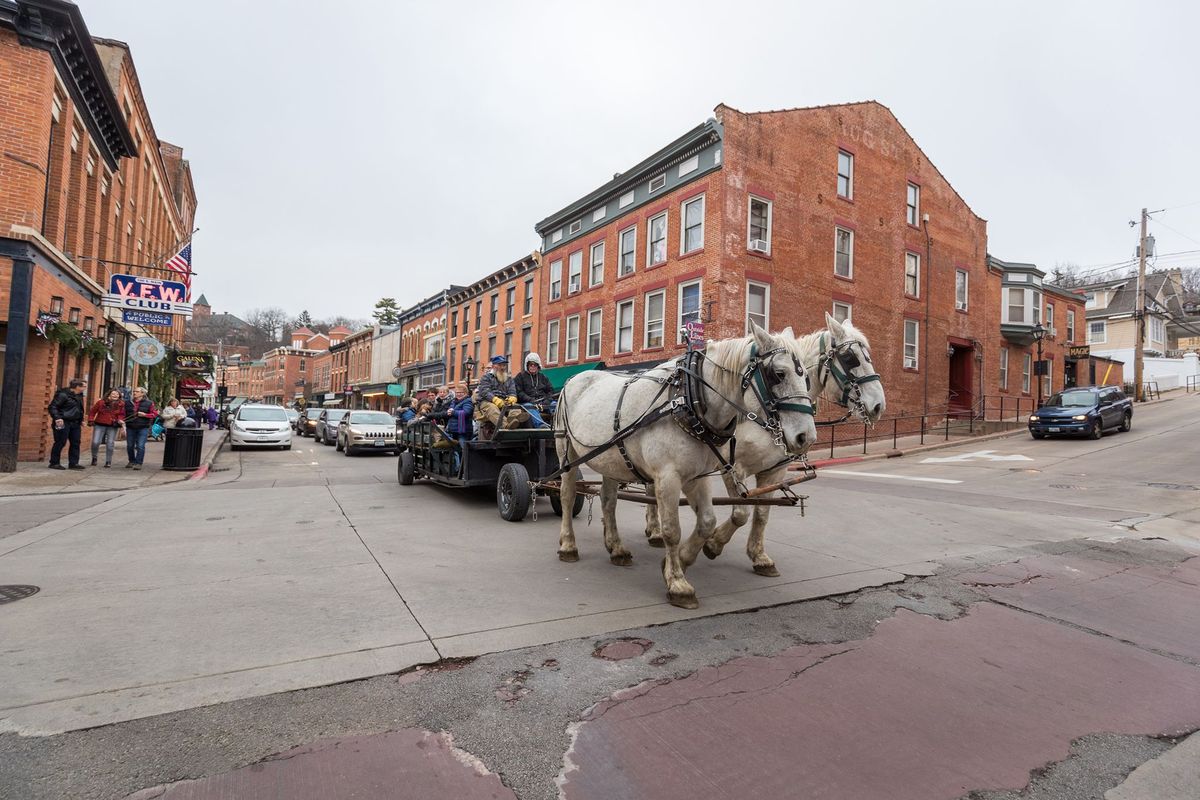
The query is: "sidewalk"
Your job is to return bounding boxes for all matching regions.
[0,428,226,497]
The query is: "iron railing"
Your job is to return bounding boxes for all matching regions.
[1186,375,1200,393]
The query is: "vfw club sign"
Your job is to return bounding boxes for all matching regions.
[101,274,194,322]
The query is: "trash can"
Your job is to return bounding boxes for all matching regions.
[162,419,204,471]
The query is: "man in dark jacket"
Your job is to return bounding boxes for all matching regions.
[48,379,87,470]
[473,355,529,434]
[123,386,157,470]
[514,352,555,429]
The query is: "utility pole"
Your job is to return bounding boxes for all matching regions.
[1134,208,1148,402]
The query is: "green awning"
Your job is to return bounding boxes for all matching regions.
[542,361,605,391]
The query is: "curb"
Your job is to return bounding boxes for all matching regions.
[188,431,227,481]
[793,425,1030,471]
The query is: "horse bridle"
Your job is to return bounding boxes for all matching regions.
[816,333,881,423]
[738,344,816,446]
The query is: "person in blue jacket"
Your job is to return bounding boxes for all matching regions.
[430,383,473,474]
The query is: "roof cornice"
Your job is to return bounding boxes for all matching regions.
[447,254,538,305]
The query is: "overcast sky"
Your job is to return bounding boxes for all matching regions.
[81,0,1200,321]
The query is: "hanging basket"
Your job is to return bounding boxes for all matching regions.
[45,322,82,349]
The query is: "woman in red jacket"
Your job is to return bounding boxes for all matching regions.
[87,388,126,467]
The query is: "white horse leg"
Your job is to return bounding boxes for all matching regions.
[601,477,632,566]
[744,465,786,577]
[702,468,750,561]
[643,482,665,547]
[557,449,580,562]
[655,472,698,609]
[678,477,717,569]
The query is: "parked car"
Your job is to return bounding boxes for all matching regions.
[285,408,299,430]
[230,404,293,451]
[316,409,347,445]
[297,408,323,437]
[336,410,400,456]
[1028,385,1132,440]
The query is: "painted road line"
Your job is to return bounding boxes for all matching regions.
[921,449,1032,464]
[822,470,963,485]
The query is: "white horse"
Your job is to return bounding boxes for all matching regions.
[554,324,818,609]
[646,313,886,576]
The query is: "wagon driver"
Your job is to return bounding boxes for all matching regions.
[473,355,530,434]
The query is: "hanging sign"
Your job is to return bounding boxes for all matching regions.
[170,351,214,374]
[1067,345,1090,358]
[102,273,193,318]
[684,320,705,346]
[122,309,174,327]
[128,336,167,366]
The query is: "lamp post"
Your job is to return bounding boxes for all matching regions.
[1031,322,1047,407]
[462,355,478,392]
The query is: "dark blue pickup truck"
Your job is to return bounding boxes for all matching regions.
[1028,385,1133,440]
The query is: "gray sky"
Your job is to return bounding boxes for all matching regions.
[82,0,1200,321]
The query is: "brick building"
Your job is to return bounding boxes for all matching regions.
[339,327,373,407]
[0,1,196,468]
[446,253,540,387]
[396,291,451,395]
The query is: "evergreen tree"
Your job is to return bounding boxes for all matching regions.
[372,298,401,326]
[295,309,314,328]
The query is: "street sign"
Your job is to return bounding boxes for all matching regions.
[1068,345,1090,358]
[128,336,166,366]
[343,385,355,395]
[1034,359,1049,376]
[920,450,1033,464]
[170,351,214,373]
[102,273,193,319]
[386,383,405,397]
[122,309,173,327]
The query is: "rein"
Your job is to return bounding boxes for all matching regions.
[813,333,880,426]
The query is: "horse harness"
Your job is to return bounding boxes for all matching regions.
[813,334,881,426]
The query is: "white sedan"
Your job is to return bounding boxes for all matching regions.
[229,404,293,451]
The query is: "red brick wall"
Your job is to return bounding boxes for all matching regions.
[447,265,540,383]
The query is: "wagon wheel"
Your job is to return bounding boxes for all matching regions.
[398,450,415,485]
[497,463,532,521]
[549,468,585,518]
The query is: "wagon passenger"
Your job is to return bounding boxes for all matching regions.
[430,384,473,474]
[514,352,555,429]
[473,355,530,436]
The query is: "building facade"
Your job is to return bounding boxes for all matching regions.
[446,253,540,387]
[397,291,450,395]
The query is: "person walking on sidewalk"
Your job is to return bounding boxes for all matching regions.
[87,388,125,467]
[48,379,87,470]
[161,398,186,429]
[123,387,156,470]
[205,405,218,431]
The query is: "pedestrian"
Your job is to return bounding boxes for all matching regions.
[87,387,125,467]
[429,383,474,475]
[205,405,218,430]
[161,398,186,429]
[473,355,529,437]
[123,386,156,470]
[185,402,200,425]
[47,378,87,470]
[514,352,556,429]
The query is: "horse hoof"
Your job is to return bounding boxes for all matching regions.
[753,564,781,577]
[668,593,700,610]
[610,553,633,567]
[558,550,579,563]
[702,543,723,560]
[647,536,665,549]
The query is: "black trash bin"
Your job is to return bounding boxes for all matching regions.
[162,419,204,471]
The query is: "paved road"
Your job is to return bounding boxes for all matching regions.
[1,394,1197,799]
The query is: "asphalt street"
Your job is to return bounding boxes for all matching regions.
[1,393,1198,799]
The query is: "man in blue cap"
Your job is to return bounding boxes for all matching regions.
[473,354,530,436]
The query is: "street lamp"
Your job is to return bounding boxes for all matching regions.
[1031,322,1047,407]
[462,356,477,390]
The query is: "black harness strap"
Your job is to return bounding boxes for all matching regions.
[615,377,652,483]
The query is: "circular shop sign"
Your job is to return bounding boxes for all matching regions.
[392,366,403,378]
[128,336,166,366]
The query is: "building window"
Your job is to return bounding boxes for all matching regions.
[619,190,634,208]
[648,174,666,193]
[503,331,512,361]
[906,183,920,226]
[569,219,582,235]
[1007,287,1025,323]
[1149,315,1166,343]
[565,314,580,361]
[49,296,64,314]
[68,307,80,324]
[506,286,515,321]
[903,319,919,369]
[546,320,560,363]
[586,308,603,358]
[451,310,458,337]
[521,326,531,360]
[1031,291,1042,325]
[449,347,456,380]
[592,206,606,222]
[1045,303,1054,333]
[678,280,702,342]
[549,259,562,301]
[551,229,563,244]
[568,250,583,294]
[1043,359,1053,397]
[475,300,483,328]
[524,278,534,315]
[678,155,699,177]
[619,226,636,276]
[999,348,1009,390]
[489,293,499,326]
[832,301,852,323]
[1022,353,1032,393]
[682,195,704,254]
[644,291,665,348]
[616,300,635,353]
[488,335,496,360]
[956,270,969,311]
[905,252,920,297]
[748,196,771,253]
[837,150,854,199]
[589,241,605,287]
[835,227,854,278]
[1066,310,1075,343]
[472,340,480,365]
[647,212,667,266]
[746,282,769,332]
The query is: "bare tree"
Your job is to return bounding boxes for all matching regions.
[1049,262,1088,288]
[1179,266,1200,297]
[245,307,289,341]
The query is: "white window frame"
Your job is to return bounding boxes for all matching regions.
[565,315,580,361]
[615,299,635,354]
[1149,315,1166,344]
[999,347,1009,391]
[589,241,605,287]
[903,319,919,370]
[681,195,705,254]
[1087,320,1106,344]
[1031,291,1042,325]
[955,269,969,311]
[546,319,560,363]
[1043,359,1053,397]
[747,196,772,254]
[832,301,852,323]
[1022,353,1032,393]
[647,212,668,267]
[835,227,854,279]
[905,252,920,297]
[549,259,562,301]
[1045,302,1054,332]
[618,225,637,276]
[746,281,770,333]
[678,155,699,177]
[906,183,920,226]
[586,308,603,359]
[677,280,703,343]
[619,190,634,208]
[644,290,665,348]
[837,150,854,199]
[648,174,666,193]
[1006,287,1025,323]
[592,206,606,222]
[1066,310,1075,343]
[568,219,582,235]
[567,250,583,295]
[551,229,563,244]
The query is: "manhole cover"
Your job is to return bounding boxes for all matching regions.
[1147,483,1198,491]
[1050,484,1087,491]
[0,585,40,605]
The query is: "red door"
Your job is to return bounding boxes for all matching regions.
[948,345,974,415]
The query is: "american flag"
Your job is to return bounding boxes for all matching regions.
[164,243,193,300]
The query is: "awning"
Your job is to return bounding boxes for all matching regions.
[322,398,344,406]
[542,361,605,391]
